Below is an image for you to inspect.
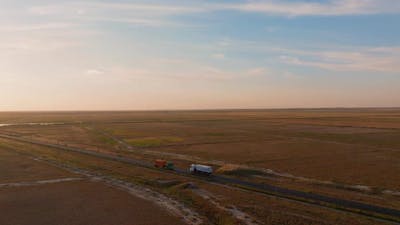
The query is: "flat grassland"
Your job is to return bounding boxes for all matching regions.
[0,109,399,225]
[0,149,185,225]
[0,135,382,225]
[2,109,399,189]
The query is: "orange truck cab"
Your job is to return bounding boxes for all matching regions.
[154,159,167,168]
[154,159,174,170]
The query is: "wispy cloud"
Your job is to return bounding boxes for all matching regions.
[247,67,269,76]
[211,53,225,59]
[225,0,400,17]
[27,1,206,27]
[89,65,235,82]
[80,61,282,83]
[26,0,400,29]
[85,69,105,75]
[0,26,96,54]
[0,22,74,32]
[0,36,80,52]
[280,47,400,72]
[29,2,204,15]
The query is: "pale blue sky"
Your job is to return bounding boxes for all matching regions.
[1,0,399,110]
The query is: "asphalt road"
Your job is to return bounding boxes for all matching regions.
[0,133,399,223]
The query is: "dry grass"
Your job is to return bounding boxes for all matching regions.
[0,180,185,225]
[2,110,400,189]
[0,148,76,183]
[127,136,184,147]
[0,138,388,225]
[0,147,186,225]
[1,109,399,224]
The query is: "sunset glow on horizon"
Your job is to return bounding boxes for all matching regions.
[1,0,400,111]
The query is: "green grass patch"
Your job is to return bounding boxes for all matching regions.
[97,135,117,145]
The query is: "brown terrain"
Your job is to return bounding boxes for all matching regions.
[0,149,186,225]
[0,109,399,225]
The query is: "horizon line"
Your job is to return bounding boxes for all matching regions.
[1,106,400,113]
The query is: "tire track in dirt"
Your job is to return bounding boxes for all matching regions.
[9,153,204,225]
[1,134,400,224]
[0,178,84,188]
[85,127,400,200]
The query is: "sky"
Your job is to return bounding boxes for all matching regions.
[1,0,400,110]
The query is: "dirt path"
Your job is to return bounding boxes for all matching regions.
[192,188,261,225]
[27,156,204,225]
[2,134,400,224]
[89,128,400,198]
[0,178,84,188]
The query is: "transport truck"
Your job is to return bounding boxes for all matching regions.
[154,159,174,170]
[189,164,213,176]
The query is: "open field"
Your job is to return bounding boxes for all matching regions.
[2,109,399,187]
[0,138,388,225]
[0,180,187,225]
[0,148,75,183]
[0,109,399,224]
[0,148,187,225]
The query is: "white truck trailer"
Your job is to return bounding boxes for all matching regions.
[189,164,213,176]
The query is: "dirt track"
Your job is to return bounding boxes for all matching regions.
[0,147,194,225]
[1,133,399,224]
